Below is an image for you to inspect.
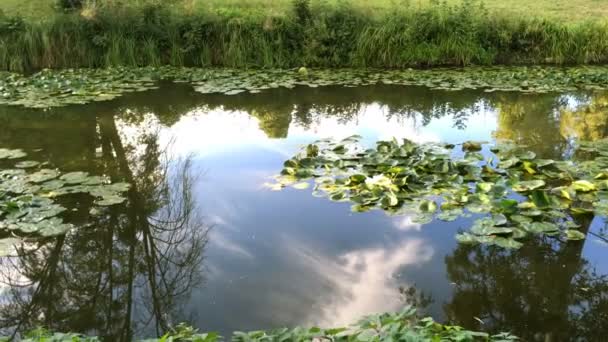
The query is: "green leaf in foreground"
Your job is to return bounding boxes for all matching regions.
[7,308,517,341]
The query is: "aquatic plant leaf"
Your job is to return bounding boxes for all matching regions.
[565,229,586,240]
[530,190,552,208]
[59,171,90,184]
[524,222,559,234]
[273,136,608,249]
[0,148,26,159]
[15,161,40,169]
[0,152,131,238]
[476,182,493,193]
[28,169,60,183]
[437,209,463,222]
[381,192,399,207]
[491,237,523,249]
[37,218,74,237]
[572,180,596,192]
[512,180,545,192]
[418,200,437,213]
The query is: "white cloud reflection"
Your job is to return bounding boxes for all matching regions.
[283,227,434,327]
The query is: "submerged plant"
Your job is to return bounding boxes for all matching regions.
[268,136,608,249]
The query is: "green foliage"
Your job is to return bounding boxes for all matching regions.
[0,148,130,252]
[55,0,83,11]
[270,136,608,249]
[1,0,608,71]
[3,65,608,108]
[5,308,517,341]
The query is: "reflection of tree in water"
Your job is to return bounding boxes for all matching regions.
[492,93,568,159]
[492,92,608,159]
[560,94,608,142]
[0,112,208,341]
[196,85,490,136]
[399,285,433,313]
[444,215,608,341]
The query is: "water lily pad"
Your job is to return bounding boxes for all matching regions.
[418,200,437,213]
[491,237,523,249]
[28,169,60,183]
[95,195,127,206]
[37,218,74,237]
[272,136,608,250]
[15,161,40,169]
[59,171,90,184]
[512,180,546,192]
[0,148,26,159]
[565,229,586,240]
[572,180,596,192]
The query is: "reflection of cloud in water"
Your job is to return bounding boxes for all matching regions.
[158,104,444,159]
[285,233,434,327]
[394,216,422,232]
[211,231,255,260]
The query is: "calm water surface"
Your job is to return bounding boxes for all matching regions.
[1,84,607,340]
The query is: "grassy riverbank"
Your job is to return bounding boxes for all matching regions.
[3,0,608,22]
[1,0,608,71]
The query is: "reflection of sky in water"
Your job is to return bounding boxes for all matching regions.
[2,87,606,338]
[161,101,496,159]
[105,94,608,335]
[151,102,479,332]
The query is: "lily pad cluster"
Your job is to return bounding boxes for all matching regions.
[0,68,159,108]
[3,66,608,108]
[268,136,608,249]
[0,148,130,242]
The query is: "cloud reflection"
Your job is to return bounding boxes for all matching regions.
[284,229,434,327]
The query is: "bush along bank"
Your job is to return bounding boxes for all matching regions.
[2,308,518,341]
[1,0,608,72]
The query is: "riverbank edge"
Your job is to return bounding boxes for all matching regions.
[1,1,608,72]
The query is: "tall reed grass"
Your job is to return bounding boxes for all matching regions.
[1,0,608,72]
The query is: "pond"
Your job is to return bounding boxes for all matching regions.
[0,83,607,340]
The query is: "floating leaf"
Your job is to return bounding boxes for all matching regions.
[512,180,545,192]
[0,148,26,159]
[476,182,493,193]
[27,169,60,183]
[38,218,74,237]
[60,171,90,184]
[565,229,586,240]
[492,237,523,249]
[15,161,40,169]
[572,180,596,192]
[418,200,437,213]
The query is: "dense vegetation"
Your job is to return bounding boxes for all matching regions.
[2,308,518,341]
[1,0,608,72]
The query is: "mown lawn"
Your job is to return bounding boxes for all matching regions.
[2,0,608,22]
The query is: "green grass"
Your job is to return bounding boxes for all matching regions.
[1,0,608,71]
[2,0,608,22]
